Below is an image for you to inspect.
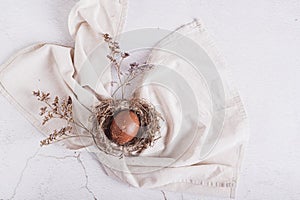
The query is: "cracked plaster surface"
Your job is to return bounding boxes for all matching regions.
[1,0,300,200]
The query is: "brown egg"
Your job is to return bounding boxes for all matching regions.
[110,110,140,145]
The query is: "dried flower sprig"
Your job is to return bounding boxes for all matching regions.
[103,33,154,99]
[33,90,92,146]
[33,34,163,157]
[33,91,73,125]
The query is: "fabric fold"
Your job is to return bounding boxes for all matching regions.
[0,0,248,199]
[0,0,127,149]
[100,20,248,198]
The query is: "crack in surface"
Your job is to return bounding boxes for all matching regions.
[7,150,97,200]
[40,152,98,199]
[38,154,78,160]
[8,148,41,200]
[161,190,167,200]
[76,153,98,200]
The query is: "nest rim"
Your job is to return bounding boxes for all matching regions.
[91,98,163,157]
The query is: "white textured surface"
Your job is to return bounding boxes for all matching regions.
[0,0,300,199]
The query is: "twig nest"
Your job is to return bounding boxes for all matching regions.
[92,98,163,156]
[110,110,140,145]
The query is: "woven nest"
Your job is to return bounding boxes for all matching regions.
[89,98,163,157]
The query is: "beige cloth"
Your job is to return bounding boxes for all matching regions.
[0,0,248,198]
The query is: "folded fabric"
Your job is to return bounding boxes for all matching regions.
[0,0,248,198]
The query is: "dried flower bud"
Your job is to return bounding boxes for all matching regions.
[121,52,130,58]
[67,96,72,105]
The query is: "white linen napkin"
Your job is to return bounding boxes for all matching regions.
[0,0,248,198]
